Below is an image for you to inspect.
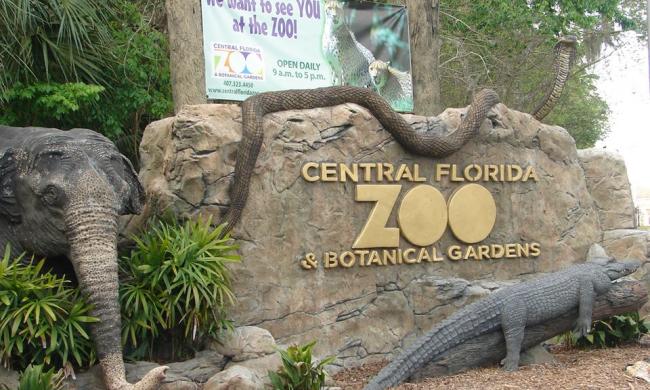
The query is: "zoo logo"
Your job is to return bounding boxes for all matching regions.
[354,183,496,248]
[213,44,265,79]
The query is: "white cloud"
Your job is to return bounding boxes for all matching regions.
[593,32,650,200]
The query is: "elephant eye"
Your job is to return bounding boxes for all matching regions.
[42,185,61,206]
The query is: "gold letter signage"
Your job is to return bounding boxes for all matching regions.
[299,162,540,271]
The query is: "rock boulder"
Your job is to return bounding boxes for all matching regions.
[212,326,276,362]
[137,102,602,365]
[578,148,636,230]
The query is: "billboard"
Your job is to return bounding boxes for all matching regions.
[202,0,413,112]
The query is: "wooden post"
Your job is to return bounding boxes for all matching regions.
[166,0,207,113]
[403,0,441,115]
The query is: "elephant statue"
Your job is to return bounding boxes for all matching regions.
[0,126,166,389]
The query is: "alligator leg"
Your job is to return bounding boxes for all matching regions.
[574,278,595,337]
[500,299,527,371]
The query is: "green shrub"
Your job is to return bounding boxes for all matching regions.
[556,312,649,348]
[0,247,97,371]
[0,82,105,127]
[577,312,649,348]
[17,365,64,390]
[0,216,240,369]
[119,217,240,360]
[268,341,335,390]
[0,1,173,166]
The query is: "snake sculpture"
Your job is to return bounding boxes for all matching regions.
[531,35,578,121]
[220,86,499,234]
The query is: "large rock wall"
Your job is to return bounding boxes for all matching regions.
[137,102,603,366]
[577,149,635,230]
[577,148,650,310]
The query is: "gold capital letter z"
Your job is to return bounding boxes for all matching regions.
[353,185,401,249]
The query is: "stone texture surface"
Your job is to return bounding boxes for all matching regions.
[203,366,264,390]
[64,351,226,389]
[166,350,228,382]
[519,344,557,366]
[578,148,636,230]
[576,150,650,313]
[0,367,19,390]
[586,243,612,263]
[602,229,650,314]
[224,352,282,383]
[137,102,603,365]
[626,361,650,383]
[603,229,650,261]
[212,326,276,362]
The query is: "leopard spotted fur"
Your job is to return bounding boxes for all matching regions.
[322,0,375,88]
[369,59,413,111]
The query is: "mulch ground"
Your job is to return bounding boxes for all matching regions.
[333,344,650,389]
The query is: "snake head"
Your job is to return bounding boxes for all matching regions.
[555,35,578,61]
[559,35,578,45]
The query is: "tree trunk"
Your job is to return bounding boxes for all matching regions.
[404,0,441,115]
[410,280,648,381]
[166,0,206,113]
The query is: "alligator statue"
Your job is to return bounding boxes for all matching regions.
[364,258,640,390]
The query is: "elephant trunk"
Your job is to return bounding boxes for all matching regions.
[65,204,165,390]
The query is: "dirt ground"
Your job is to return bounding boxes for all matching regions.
[333,344,650,389]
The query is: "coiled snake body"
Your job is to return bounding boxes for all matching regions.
[221,86,499,233]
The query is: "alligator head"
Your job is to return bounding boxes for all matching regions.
[602,260,641,280]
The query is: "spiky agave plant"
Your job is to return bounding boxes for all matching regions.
[0,246,97,371]
[119,217,240,360]
[17,365,64,390]
[269,341,336,390]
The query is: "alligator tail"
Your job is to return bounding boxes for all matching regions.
[364,297,501,390]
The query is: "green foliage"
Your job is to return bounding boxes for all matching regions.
[0,247,97,371]
[0,82,104,127]
[0,216,240,370]
[17,365,64,390]
[268,341,335,390]
[93,0,173,143]
[545,74,610,148]
[0,0,115,88]
[119,217,240,361]
[578,312,649,348]
[437,0,646,147]
[557,312,649,348]
[0,0,173,164]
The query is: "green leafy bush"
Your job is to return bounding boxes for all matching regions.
[0,247,97,371]
[119,217,240,360]
[577,312,649,348]
[557,312,649,348]
[17,365,64,390]
[268,341,335,390]
[0,0,115,91]
[0,215,239,369]
[0,82,105,127]
[0,0,173,164]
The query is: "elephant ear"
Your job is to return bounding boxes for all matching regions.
[0,149,21,224]
[118,155,145,215]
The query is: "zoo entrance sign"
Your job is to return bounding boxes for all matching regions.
[299,162,541,271]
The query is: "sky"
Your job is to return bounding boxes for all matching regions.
[593,32,650,200]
